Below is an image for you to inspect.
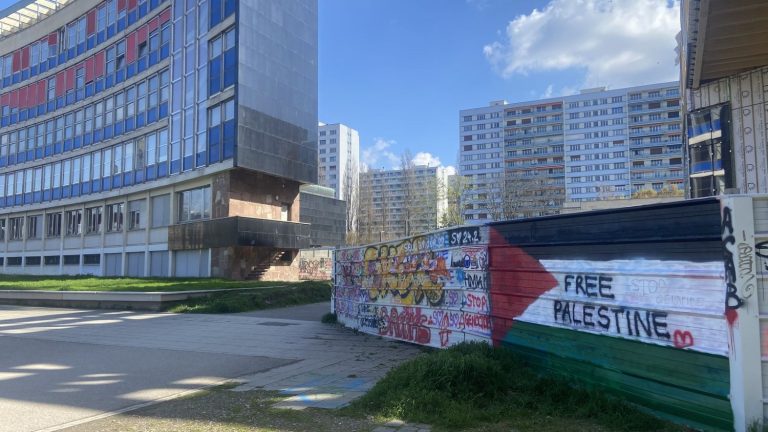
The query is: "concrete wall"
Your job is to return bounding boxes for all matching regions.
[334,198,745,430]
[299,188,346,246]
[298,248,332,280]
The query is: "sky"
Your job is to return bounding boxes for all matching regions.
[320,0,681,173]
[0,0,682,173]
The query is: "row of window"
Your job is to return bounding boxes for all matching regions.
[0,254,100,266]
[208,27,237,96]
[0,69,169,169]
[0,0,168,89]
[0,24,171,129]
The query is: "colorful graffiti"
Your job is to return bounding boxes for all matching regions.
[298,249,333,280]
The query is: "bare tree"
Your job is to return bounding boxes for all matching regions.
[343,157,359,234]
[439,174,469,228]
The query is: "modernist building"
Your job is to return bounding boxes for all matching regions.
[0,0,318,278]
[681,0,768,198]
[459,82,683,222]
[317,121,359,233]
[358,165,447,242]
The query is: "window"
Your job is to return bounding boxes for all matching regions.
[46,213,62,237]
[86,207,102,233]
[25,256,41,266]
[0,219,5,241]
[106,202,124,232]
[27,215,41,239]
[83,254,100,265]
[48,77,56,101]
[65,209,82,236]
[128,199,146,230]
[7,257,21,266]
[44,256,60,266]
[178,186,211,222]
[63,254,80,265]
[208,27,236,95]
[9,217,23,240]
[151,194,170,227]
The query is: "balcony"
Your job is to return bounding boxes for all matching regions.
[168,217,311,250]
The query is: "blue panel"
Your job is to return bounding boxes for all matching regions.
[64,139,72,152]
[81,182,90,194]
[128,10,136,25]
[117,17,126,31]
[74,136,82,149]
[71,184,80,197]
[19,111,27,122]
[3,77,9,87]
[112,175,121,188]
[146,165,156,180]
[125,117,134,132]
[97,31,105,44]
[77,43,85,56]
[7,154,15,165]
[114,122,123,136]
[62,187,70,198]
[66,93,74,105]
[127,63,135,78]
[171,159,181,174]
[77,89,84,101]
[54,143,61,154]
[17,152,26,163]
[10,113,17,123]
[31,65,38,75]
[12,72,19,84]
[137,57,146,73]
[45,145,53,157]
[223,121,235,159]
[106,74,113,88]
[47,101,55,111]
[0,156,5,167]
[24,193,33,203]
[39,62,47,73]
[160,44,169,59]
[26,150,33,160]
[136,113,145,128]
[139,2,147,16]
[158,162,167,178]
[21,70,28,81]
[183,155,193,171]
[107,25,115,39]
[147,107,157,123]
[52,189,60,200]
[85,84,94,97]
[43,190,51,201]
[150,0,158,9]
[91,179,100,193]
[34,192,42,203]
[35,148,42,159]
[67,48,75,59]
[149,52,158,66]
[95,79,103,92]
[208,58,221,95]
[56,97,64,109]
[159,102,168,118]
[88,37,95,50]
[116,69,124,84]
[0,197,4,208]
[135,169,144,183]
[84,134,92,146]
[210,0,222,28]
[123,171,134,186]
[102,178,110,190]
[104,126,113,140]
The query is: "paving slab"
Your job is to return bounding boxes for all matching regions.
[236,301,330,321]
[0,305,422,431]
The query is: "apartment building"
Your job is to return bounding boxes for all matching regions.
[459,82,683,222]
[317,122,359,232]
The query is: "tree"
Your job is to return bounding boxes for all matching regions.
[342,156,359,234]
[439,174,469,228]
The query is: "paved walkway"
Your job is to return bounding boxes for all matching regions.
[0,305,421,432]
[237,301,330,321]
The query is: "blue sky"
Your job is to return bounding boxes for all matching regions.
[320,0,680,172]
[0,0,680,172]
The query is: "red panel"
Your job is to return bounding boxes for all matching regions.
[148,17,159,32]
[48,32,57,45]
[87,10,96,34]
[160,8,171,23]
[18,87,26,109]
[66,68,75,91]
[128,0,137,10]
[126,33,137,64]
[12,51,20,72]
[137,25,147,43]
[117,0,126,11]
[56,71,66,97]
[28,84,37,107]
[37,81,46,105]
[21,47,29,69]
[85,57,95,82]
[0,93,8,108]
[93,51,105,77]
[10,90,18,109]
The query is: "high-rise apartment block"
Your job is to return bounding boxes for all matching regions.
[317,122,359,232]
[0,0,318,278]
[358,165,447,241]
[460,82,683,222]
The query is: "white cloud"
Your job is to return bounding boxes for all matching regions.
[442,166,457,176]
[540,84,554,98]
[412,152,442,167]
[361,138,400,171]
[484,0,680,89]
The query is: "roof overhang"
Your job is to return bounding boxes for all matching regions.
[0,0,71,40]
[682,0,768,89]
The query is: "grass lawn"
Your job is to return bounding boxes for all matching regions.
[164,281,331,313]
[0,274,328,292]
[342,342,688,432]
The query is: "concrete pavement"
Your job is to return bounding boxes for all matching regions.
[0,305,421,432]
[236,301,329,321]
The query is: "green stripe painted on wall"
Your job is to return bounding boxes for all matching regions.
[501,321,732,431]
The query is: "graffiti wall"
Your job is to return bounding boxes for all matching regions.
[334,198,741,430]
[298,249,333,280]
[334,226,491,348]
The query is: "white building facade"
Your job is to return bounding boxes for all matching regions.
[459,82,683,222]
[318,122,359,232]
